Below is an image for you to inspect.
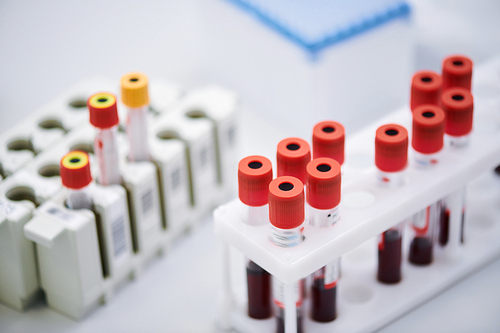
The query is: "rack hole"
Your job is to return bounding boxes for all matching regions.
[156,130,180,140]
[68,99,87,109]
[422,111,435,118]
[6,186,39,207]
[452,94,464,101]
[185,110,207,119]
[38,118,66,131]
[322,126,335,133]
[421,77,432,82]
[7,139,35,153]
[70,143,94,154]
[385,129,398,136]
[248,161,262,169]
[316,164,331,172]
[278,182,294,191]
[38,164,60,178]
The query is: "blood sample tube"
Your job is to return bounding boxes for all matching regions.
[306,157,341,322]
[269,176,305,333]
[375,124,408,280]
[276,138,311,185]
[312,121,345,165]
[88,92,121,186]
[238,155,273,319]
[60,151,93,210]
[441,87,474,244]
[442,55,473,92]
[410,70,443,112]
[121,72,150,162]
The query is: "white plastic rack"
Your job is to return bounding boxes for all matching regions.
[214,56,500,333]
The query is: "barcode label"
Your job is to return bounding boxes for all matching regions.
[200,147,208,167]
[141,189,153,214]
[111,215,127,259]
[171,168,181,190]
[0,199,17,217]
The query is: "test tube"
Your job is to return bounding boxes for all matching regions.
[306,157,341,322]
[88,92,121,186]
[441,87,474,245]
[312,121,345,165]
[238,155,273,319]
[375,124,407,278]
[276,138,311,185]
[60,151,93,210]
[269,176,305,333]
[410,70,443,112]
[121,72,150,162]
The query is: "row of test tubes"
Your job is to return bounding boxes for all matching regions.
[234,54,478,333]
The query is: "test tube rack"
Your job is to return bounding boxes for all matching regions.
[0,77,239,319]
[214,56,500,333]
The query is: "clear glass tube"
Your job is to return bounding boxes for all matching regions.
[94,126,121,185]
[126,105,150,162]
[377,222,403,283]
[409,201,441,265]
[66,185,93,210]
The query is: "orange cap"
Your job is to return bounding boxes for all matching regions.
[410,70,443,112]
[269,176,304,229]
[375,124,408,172]
[238,155,273,207]
[276,138,311,184]
[312,121,345,165]
[441,88,474,137]
[60,151,92,189]
[121,72,149,108]
[412,105,445,154]
[442,55,473,91]
[306,158,341,210]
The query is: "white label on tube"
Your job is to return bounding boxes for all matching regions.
[324,258,340,289]
[273,279,303,309]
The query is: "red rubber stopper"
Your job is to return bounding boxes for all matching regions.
[441,88,474,137]
[88,92,119,129]
[277,138,311,184]
[238,155,273,207]
[410,70,443,112]
[442,55,473,92]
[269,176,304,230]
[312,121,345,165]
[306,158,341,210]
[412,105,446,154]
[375,124,408,172]
[60,151,93,190]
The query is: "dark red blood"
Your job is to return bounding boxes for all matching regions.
[409,236,433,265]
[310,279,337,322]
[276,308,303,333]
[439,210,450,246]
[246,261,272,319]
[377,229,402,284]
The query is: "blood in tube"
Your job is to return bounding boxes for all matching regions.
[238,155,274,319]
[60,151,93,210]
[378,227,402,283]
[374,124,408,279]
[269,176,305,333]
[88,92,121,186]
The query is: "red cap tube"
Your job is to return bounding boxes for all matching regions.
[60,151,93,189]
[312,121,345,165]
[412,105,446,154]
[269,176,304,229]
[306,158,341,210]
[441,88,474,137]
[410,70,443,112]
[276,138,311,184]
[88,92,119,129]
[375,124,408,172]
[238,155,273,207]
[442,55,473,92]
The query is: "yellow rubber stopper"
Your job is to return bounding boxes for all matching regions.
[120,72,149,108]
[61,151,89,170]
[88,92,116,109]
